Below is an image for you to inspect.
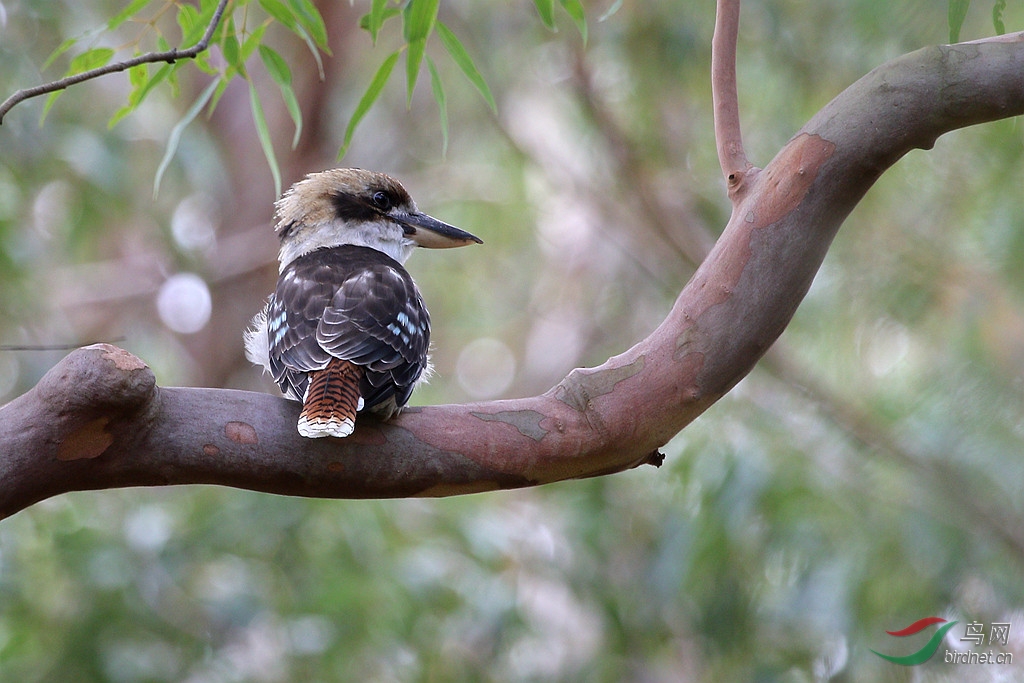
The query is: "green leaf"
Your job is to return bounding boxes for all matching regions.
[992,0,1006,34]
[178,3,215,48]
[533,0,556,30]
[280,84,303,150]
[108,61,151,128]
[128,60,148,89]
[559,0,587,45]
[260,45,303,148]
[240,24,269,63]
[287,0,330,51]
[40,91,63,125]
[42,46,116,121]
[403,0,439,43]
[108,0,154,31]
[426,56,448,157]
[598,0,623,22]
[110,62,174,127]
[402,0,439,103]
[286,22,326,79]
[259,0,297,30]
[177,2,198,36]
[360,7,402,37]
[366,0,392,44]
[259,45,292,86]
[221,21,246,78]
[948,0,971,42]
[406,38,427,105]
[154,78,220,197]
[338,50,400,160]
[131,61,172,105]
[436,22,496,114]
[249,79,282,197]
[42,37,79,71]
[109,103,134,129]
[192,49,218,75]
[165,59,183,98]
[206,73,231,113]
[68,47,116,75]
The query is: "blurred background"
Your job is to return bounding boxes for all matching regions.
[2,0,1024,680]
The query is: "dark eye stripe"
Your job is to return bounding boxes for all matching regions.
[329,191,378,222]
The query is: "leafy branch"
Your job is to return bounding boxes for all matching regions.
[337,0,498,159]
[0,0,328,196]
[1,0,568,190]
[0,0,230,125]
[338,0,595,159]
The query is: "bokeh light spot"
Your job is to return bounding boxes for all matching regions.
[456,337,516,399]
[157,273,212,334]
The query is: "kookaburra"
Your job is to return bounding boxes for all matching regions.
[245,168,481,438]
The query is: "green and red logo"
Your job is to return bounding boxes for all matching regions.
[872,617,958,666]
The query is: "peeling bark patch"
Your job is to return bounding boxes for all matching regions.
[57,417,113,460]
[225,421,258,444]
[470,410,549,441]
[327,461,345,473]
[87,343,148,371]
[752,133,835,228]
[101,348,149,374]
[554,356,646,413]
[203,444,220,456]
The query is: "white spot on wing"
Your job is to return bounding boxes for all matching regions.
[269,311,288,346]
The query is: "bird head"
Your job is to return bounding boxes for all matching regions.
[274,168,482,269]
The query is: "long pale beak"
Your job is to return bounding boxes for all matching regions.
[397,211,483,248]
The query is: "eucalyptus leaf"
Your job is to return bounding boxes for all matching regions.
[534,0,556,30]
[948,0,970,42]
[436,22,496,114]
[154,78,220,197]
[107,0,154,31]
[248,79,282,197]
[338,50,401,160]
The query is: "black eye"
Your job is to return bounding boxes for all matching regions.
[372,191,391,210]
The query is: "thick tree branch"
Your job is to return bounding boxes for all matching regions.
[0,0,229,125]
[3,36,1024,520]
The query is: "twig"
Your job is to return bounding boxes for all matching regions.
[711,0,753,194]
[0,0,230,124]
[0,337,126,352]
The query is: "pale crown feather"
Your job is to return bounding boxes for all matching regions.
[274,168,419,270]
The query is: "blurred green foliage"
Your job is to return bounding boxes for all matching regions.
[2,0,1024,681]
